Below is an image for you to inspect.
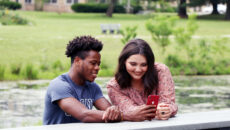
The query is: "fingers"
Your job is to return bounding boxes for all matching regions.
[156,106,171,120]
[103,106,120,122]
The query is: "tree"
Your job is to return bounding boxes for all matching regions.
[226,0,230,20]
[210,0,219,14]
[178,0,188,18]
[106,0,117,17]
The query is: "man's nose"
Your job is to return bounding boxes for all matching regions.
[95,64,100,70]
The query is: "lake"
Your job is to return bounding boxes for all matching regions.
[0,75,230,128]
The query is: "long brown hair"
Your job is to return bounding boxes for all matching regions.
[115,39,158,96]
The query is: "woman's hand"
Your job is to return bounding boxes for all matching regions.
[155,103,171,120]
[128,104,156,121]
[102,106,120,122]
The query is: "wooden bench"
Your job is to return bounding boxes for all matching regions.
[100,24,121,34]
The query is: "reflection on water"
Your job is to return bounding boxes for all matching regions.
[0,76,230,128]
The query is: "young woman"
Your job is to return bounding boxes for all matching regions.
[106,39,178,121]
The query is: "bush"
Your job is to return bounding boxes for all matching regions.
[0,10,28,25]
[23,64,38,80]
[11,64,21,75]
[52,60,64,71]
[120,25,138,45]
[71,3,125,13]
[132,5,142,14]
[0,65,5,80]
[0,1,21,10]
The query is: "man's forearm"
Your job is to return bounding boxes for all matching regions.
[80,109,104,123]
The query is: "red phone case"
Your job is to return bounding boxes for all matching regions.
[146,95,159,106]
[146,95,159,118]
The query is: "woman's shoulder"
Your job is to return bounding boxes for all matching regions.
[154,62,169,72]
[107,77,120,88]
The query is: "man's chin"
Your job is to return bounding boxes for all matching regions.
[87,77,96,82]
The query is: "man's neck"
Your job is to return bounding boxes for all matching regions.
[68,68,85,86]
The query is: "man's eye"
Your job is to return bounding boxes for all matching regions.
[90,62,96,65]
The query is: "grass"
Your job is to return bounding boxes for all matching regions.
[0,11,230,80]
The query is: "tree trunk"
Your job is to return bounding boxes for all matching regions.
[225,0,230,20]
[35,0,43,11]
[178,0,188,18]
[210,1,219,14]
[106,0,117,17]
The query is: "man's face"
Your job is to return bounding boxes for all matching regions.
[79,50,101,82]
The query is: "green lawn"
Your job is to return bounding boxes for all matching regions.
[0,11,230,80]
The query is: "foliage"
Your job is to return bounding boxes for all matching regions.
[52,60,64,71]
[0,65,5,80]
[1,11,230,80]
[0,10,28,25]
[166,38,230,75]
[132,5,143,14]
[153,0,177,13]
[146,15,178,53]
[11,64,21,75]
[23,64,38,80]
[174,14,199,60]
[120,25,138,44]
[71,3,125,13]
[0,0,21,10]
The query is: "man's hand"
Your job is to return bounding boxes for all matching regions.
[102,106,120,123]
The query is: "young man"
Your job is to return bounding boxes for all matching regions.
[43,36,121,125]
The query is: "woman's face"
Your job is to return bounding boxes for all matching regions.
[125,54,148,81]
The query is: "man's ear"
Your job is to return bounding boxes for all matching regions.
[73,57,82,66]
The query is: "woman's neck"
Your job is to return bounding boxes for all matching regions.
[131,79,144,91]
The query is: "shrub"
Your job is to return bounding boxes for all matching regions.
[11,64,21,75]
[0,65,5,80]
[120,25,138,45]
[0,0,21,10]
[132,5,142,14]
[146,16,178,54]
[71,3,125,13]
[52,60,64,71]
[0,10,28,25]
[23,64,38,80]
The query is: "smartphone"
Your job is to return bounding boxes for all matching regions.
[146,95,159,118]
[146,95,159,106]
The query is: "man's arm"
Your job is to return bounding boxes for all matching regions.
[94,97,111,110]
[57,97,105,123]
[94,97,121,122]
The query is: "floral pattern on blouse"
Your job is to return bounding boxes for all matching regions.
[106,63,178,116]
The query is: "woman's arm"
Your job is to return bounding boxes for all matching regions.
[157,64,178,117]
[107,80,156,121]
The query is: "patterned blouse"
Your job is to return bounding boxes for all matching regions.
[106,63,178,116]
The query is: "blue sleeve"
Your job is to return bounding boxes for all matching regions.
[48,80,74,103]
[92,83,104,103]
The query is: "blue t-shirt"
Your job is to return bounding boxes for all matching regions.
[43,73,104,125]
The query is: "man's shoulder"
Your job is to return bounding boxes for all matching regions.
[48,73,70,89]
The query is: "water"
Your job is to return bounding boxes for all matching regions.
[0,76,230,128]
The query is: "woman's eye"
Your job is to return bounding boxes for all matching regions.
[129,63,137,66]
[141,64,147,67]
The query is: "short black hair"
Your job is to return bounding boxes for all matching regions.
[65,36,103,64]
